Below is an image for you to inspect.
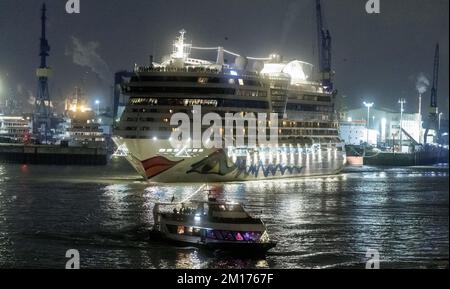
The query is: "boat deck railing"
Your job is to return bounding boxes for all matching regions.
[160,212,262,224]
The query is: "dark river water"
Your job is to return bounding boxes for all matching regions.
[0,159,448,269]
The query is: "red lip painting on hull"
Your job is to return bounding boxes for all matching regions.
[141,156,183,179]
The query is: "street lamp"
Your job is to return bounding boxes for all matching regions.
[381,118,387,143]
[438,112,443,139]
[95,100,100,115]
[398,98,406,151]
[0,77,3,113]
[363,101,374,145]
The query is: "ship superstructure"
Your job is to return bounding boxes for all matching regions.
[64,87,105,148]
[114,31,346,182]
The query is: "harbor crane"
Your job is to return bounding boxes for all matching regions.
[315,0,334,93]
[34,3,53,143]
[423,44,440,145]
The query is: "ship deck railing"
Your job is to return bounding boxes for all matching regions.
[160,212,262,224]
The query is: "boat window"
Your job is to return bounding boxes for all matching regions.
[214,231,224,240]
[234,232,244,241]
[166,224,177,234]
[177,226,185,235]
[206,230,216,239]
[221,231,235,241]
[193,228,201,236]
[243,232,261,242]
[185,226,194,235]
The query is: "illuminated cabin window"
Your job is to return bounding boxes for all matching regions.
[167,225,202,236]
[183,99,218,107]
[238,79,244,86]
[132,108,157,113]
[198,77,209,84]
[222,231,235,241]
[206,230,216,239]
[129,97,158,105]
[185,226,194,235]
[242,232,261,242]
[237,90,267,97]
[234,232,244,241]
[205,230,261,242]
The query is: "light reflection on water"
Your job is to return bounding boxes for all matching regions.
[0,160,448,269]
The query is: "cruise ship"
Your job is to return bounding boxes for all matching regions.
[114,30,346,182]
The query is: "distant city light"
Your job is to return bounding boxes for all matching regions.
[347,117,352,122]
[363,101,374,109]
[230,70,238,76]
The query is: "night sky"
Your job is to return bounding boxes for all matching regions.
[0,0,448,116]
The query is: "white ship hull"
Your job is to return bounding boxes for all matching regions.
[115,138,346,182]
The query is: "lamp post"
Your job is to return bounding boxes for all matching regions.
[0,76,4,114]
[381,118,387,143]
[418,93,422,119]
[438,112,443,142]
[398,98,406,152]
[418,93,423,143]
[363,101,374,145]
[95,100,100,115]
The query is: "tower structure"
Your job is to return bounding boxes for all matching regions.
[33,3,53,142]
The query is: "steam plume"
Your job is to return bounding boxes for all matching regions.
[280,1,302,49]
[67,37,112,84]
[416,72,430,95]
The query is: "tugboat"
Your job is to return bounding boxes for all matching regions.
[150,188,276,254]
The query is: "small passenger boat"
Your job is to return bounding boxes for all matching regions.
[150,190,276,254]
